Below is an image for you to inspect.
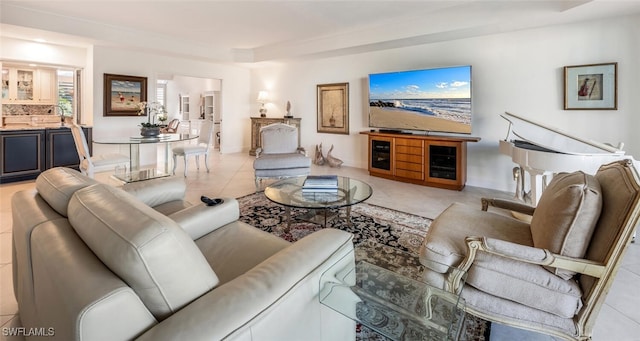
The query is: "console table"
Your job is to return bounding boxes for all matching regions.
[361,131,480,190]
[250,117,301,155]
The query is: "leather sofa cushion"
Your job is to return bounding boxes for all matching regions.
[195,221,290,284]
[419,203,533,272]
[254,153,311,170]
[68,184,219,320]
[531,171,602,279]
[35,167,98,217]
[467,252,583,318]
[122,176,186,208]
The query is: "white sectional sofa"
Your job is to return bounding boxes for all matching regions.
[12,167,355,340]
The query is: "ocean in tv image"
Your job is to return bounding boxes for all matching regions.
[369,66,472,134]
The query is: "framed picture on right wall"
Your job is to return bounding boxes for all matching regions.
[564,62,617,110]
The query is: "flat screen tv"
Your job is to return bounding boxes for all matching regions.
[368,65,472,134]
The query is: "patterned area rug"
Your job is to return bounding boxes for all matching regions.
[237,192,490,341]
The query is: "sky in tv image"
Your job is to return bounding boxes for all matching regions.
[369,66,471,100]
[368,66,472,134]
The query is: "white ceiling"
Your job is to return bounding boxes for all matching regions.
[2,0,640,63]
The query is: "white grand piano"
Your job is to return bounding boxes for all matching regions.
[499,111,633,206]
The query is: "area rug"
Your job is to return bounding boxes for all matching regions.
[237,192,491,341]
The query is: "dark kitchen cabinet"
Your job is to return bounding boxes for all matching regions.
[0,126,92,183]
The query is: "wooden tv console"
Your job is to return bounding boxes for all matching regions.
[361,131,480,190]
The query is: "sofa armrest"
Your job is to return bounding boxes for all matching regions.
[168,198,240,240]
[136,228,354,341]
[122,176,186,207]
[481,197,536,216]
[449,236,606,291]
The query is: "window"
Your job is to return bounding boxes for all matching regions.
[57,69,76,120]
[157,80,167,108]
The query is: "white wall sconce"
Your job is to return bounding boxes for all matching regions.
[257,91,269,117]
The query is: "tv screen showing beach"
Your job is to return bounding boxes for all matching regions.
[368,65,472,134]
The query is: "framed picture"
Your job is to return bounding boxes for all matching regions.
[564,62,617,110]
[317,82,349,134]
[103,73,147,116]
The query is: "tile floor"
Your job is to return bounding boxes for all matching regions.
[1,151,639,340]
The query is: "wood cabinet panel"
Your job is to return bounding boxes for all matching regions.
[395,145,422,155]
[395,153,423,163]
[396,161,423,172]
[395,169,423,180]
[395,138,423,147]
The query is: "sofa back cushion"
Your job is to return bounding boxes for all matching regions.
[122,175,186,208]
[68,184,219,320]
[260,123,298,154]
[530,171,602,279]
[35,167,98,217]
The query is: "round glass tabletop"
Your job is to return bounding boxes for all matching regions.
[264,176,373,209]
[93,133,198,144]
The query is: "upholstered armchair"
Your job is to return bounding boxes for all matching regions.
[161,118,180,133]
[419,160,640,340]
[253,123,311,191]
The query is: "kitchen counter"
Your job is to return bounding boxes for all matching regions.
[0,124,72,131]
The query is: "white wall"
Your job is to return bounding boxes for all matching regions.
[92,46,250,166]
[165,75,221,121]
[0,36,87,67]
[251,14,640,193]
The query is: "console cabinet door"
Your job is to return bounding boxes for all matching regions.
[0,129,45,183]
[368,136,394,176]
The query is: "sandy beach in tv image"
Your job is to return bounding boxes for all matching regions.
[369,66,471,134]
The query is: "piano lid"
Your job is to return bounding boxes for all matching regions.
[501,112,624,156]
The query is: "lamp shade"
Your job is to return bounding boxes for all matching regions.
[257,91,269,103]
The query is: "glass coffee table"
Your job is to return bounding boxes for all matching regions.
[264,176,373,230]
[320,244,467,341]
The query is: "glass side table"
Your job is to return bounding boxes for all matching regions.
[320,244,466,341]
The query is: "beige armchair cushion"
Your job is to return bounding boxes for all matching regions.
[530,171,602,279]
[467,252,583,318]
[68,184,219,320]
[419,203,532,272]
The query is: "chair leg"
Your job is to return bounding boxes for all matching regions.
[195,155,200,170]
[172,154,177,175]
[183,156,188,177]
[204,153,210,173]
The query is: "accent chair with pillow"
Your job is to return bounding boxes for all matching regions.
[419,160,640,340]
[161,118,180,133]
[253,123,311,190]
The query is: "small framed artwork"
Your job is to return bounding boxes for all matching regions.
[317,82,349,134]
[564,62,617,110]
[103,73,148,116]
